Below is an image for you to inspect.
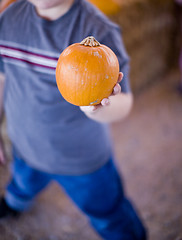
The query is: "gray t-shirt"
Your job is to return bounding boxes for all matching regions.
[0,0,130,175]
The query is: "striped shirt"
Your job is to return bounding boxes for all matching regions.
[0,42,58,74]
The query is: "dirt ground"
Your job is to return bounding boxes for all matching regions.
[0,69,182,240]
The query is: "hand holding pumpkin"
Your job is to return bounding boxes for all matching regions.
[56,36,133,123]
[80,72,123,113]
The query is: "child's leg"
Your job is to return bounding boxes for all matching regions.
[4,154,51,212]
[54,158,147,240]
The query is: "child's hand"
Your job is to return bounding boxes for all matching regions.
[0,135,6,165]
[80,72,123,114]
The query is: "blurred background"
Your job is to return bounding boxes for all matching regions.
[0,0,182,240]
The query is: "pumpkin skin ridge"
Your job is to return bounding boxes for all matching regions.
[85,46,119,105]
[81,47,113,105]
[56,39,119,106]
[86,45,119,105]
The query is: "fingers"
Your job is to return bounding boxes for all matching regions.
[80,105,97,113]
[80,98,110,113]
[101,98,110,106]
[118,72,123,83]
[113,83,121,95]
[101,73,122,105]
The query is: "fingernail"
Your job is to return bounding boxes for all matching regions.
[114,86,118,93]
[105,99,110,105]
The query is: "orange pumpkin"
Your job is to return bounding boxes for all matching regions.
[56,36,119,106]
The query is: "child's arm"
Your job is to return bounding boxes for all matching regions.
[80,72,133,123]
[0,76,6,165]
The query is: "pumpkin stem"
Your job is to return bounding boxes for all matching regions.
[80,36,101,47]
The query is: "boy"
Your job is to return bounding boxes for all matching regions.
[0,0,147,239]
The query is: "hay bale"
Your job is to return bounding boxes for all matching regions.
[110,0,177,92]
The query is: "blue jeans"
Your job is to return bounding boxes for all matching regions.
[5,154,147,240]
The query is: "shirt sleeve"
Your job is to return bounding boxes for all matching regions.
[99,26,131,93]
